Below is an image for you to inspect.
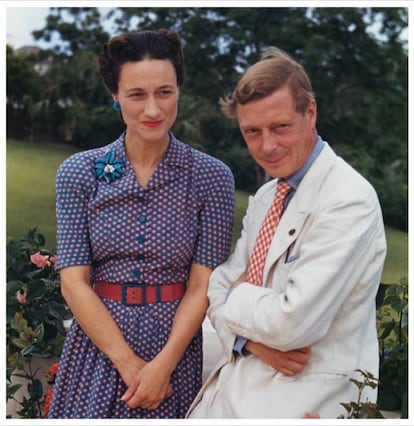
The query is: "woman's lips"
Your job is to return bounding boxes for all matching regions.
[142,121,163,128]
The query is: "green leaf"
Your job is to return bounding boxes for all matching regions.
[349,378,363,390]
[21,344,35,356]
[29,348,55,358]
[7,280,24,295]
[7,383,22,400]
[28,379,43,401]
[6,366,17,380]
[390,298,405,313]
[26,280,47,302]
[379,319,396,339]
[10,313,28,332]
[11,337,29,349]
[34,323,45,342]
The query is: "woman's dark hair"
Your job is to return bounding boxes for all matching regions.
[99,28,185,94]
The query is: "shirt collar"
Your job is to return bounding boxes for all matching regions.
[163,132,190,169]
[285,136,324,190]
[114,131,190,170]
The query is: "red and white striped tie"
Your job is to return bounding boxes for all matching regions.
[247,181,291,286]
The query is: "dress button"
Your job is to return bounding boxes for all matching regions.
[134,269,141,279]
[139,215,146,223]
[137,235,145,243]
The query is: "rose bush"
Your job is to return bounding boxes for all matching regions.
[6,228,71,418]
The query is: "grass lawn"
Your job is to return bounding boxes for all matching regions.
[6,139,79,249]
[6,139,408,284]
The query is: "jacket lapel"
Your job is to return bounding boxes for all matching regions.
[262,144,337,281]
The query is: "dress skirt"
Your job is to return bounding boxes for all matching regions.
[48,297,202,418]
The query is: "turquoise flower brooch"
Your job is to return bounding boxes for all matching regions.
[94,151,124,183]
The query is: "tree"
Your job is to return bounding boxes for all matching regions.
[6,46,45,141]
[9,6,408,229]
[33,7,110,56]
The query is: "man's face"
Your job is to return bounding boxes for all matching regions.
[237,86,317,178]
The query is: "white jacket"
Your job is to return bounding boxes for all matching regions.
[187,143,386,418]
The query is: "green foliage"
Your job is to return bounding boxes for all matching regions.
[376,278,408,418]
[220,144,257,193]
[6,46,44,141]
[32,7,110,56]
[6,229,70,418]
[6,7,407,230]
[338,369,384,419]
[337,278,409,419]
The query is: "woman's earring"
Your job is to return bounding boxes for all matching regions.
[113,101,121,112]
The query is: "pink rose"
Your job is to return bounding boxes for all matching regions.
[16,291,27,304]
[30,252,51,268]
[303,412,320,418]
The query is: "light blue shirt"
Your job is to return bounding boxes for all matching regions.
[284,135,324,206]
[232,136,325,356]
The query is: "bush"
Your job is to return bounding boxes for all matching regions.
[6,228,71,418]
[376,277,408,418]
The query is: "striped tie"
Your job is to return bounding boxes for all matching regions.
[247,181,291,286]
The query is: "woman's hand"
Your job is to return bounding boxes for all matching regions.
[121,263,212,410]
[120,358,173,410]
[116,354,147,390]
[245,341,311,376]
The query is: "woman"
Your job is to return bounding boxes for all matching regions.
[48,28,235,419]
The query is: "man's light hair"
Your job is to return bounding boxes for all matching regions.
[220,47,315,118]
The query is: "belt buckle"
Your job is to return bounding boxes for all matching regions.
[122,283,146,305]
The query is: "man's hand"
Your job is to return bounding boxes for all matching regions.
[245,341,311,376]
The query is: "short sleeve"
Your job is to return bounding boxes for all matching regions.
[193,163,235,268]
[55,154,94,271]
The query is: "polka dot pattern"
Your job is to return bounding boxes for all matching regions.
[49,133,235,418]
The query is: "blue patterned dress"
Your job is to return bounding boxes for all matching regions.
[48,133,235,418]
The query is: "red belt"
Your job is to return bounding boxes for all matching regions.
[94,281,186,306]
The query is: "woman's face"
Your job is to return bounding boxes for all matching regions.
[114,58,179,144]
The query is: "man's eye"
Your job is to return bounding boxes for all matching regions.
[269,124,290,134]
[277,123,290,130]
[158,90,173,97]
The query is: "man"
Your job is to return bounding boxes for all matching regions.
[187,47,386,418]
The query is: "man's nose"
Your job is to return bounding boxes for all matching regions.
[262,129,278,152]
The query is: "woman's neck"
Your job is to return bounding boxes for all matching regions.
[124,131,170,187]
